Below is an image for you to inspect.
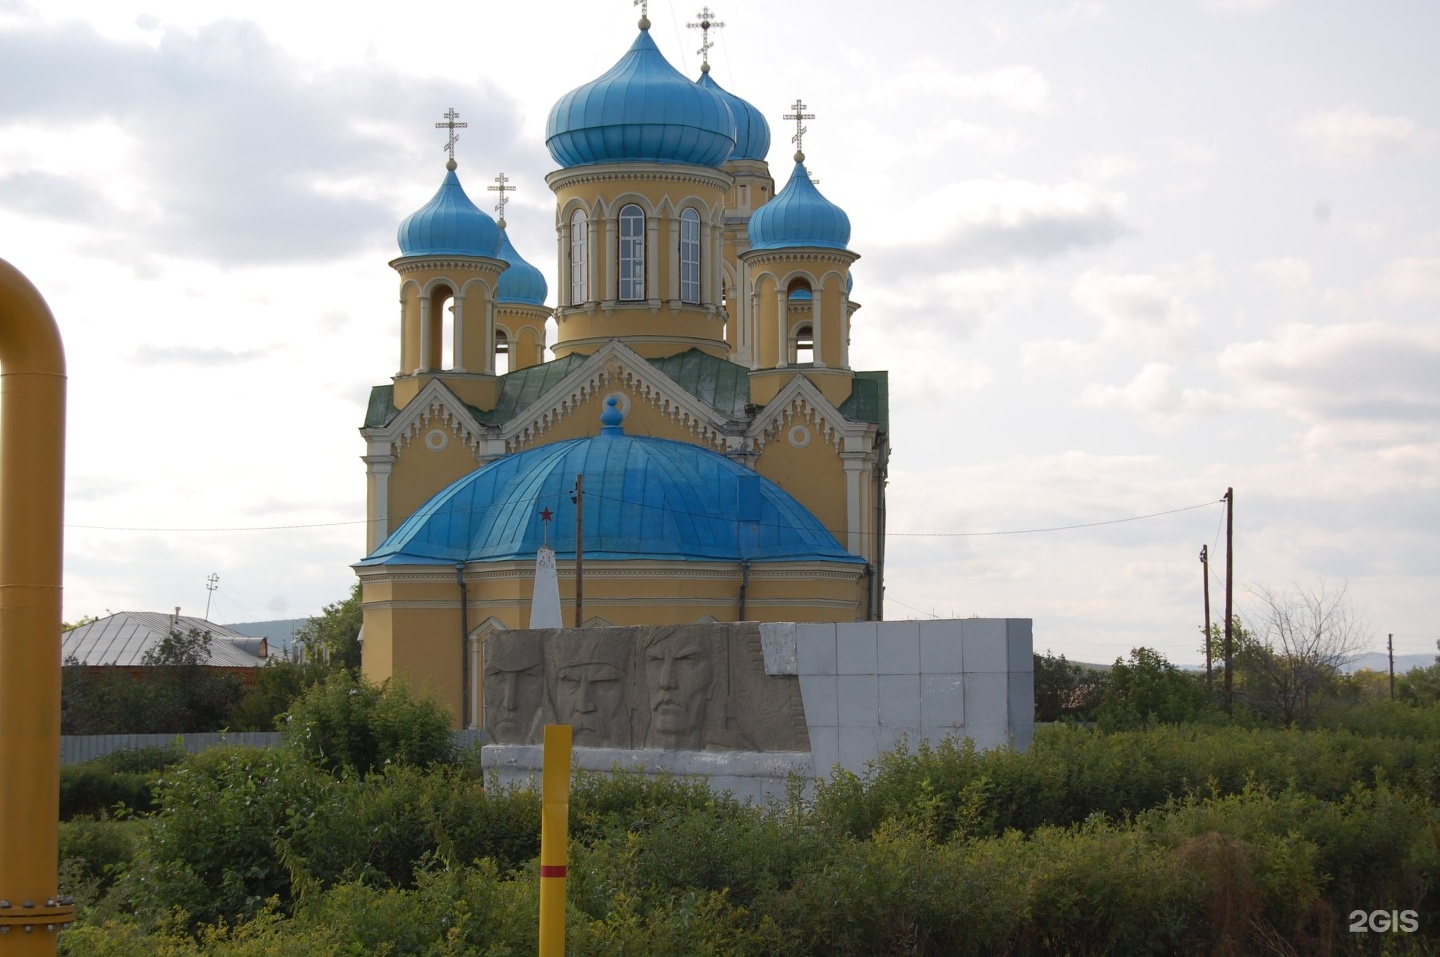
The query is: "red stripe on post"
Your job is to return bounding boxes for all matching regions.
[540,865,567,878]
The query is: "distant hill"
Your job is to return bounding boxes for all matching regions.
[225,618,308,655]
[1343,652,1434,675]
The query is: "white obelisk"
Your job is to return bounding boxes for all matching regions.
[530,508,562,628]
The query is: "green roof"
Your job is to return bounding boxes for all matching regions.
[362,352,886,434]
[839,371,888,431]
[649,349,751,420]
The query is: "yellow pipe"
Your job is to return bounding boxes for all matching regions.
[0,258,71,955]
[537,723,572,957]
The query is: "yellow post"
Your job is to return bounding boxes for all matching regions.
[537,724,572,957]
[0,258,72,954]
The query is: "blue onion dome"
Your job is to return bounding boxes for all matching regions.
[397,160,502,257]
[747,156,851,251]
[546,22,737,169]
[788,287,811,301]
[698,72,769,161]
[495,222,548,306]
[361,398,862,566]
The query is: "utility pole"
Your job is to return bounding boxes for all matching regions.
[1223,487,1234,714]
[1200,545,1212,692]
[457,562,470,728]
[204,572,219,620]
[1388,633,1395,701]
[571,474,584,628]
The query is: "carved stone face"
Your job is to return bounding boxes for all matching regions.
[644,629,714,749]
[549,637,630,747]
[483,639,544,745]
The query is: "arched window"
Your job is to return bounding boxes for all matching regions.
[679,207,701,303]
[793,324,814,365]
[569,210,588,305]
[494,329,509,376]
[619,204,645,301]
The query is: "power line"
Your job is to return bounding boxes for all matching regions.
[65,496,1222,540]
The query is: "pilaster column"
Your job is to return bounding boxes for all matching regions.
[603,217,617,301]
[841,451,868,557]
[451,293,466,372]
[363,453,397,552]
[418,297,432,372]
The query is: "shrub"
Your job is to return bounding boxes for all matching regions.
[281,671,454,776]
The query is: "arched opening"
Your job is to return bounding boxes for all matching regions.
[619,204,645,301]
[426,284,455,370]
[679,207,701,303]
[792,323,814,365]
[569,209,588,305]
[494,329,510,376]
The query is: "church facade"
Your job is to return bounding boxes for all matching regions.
[356,11,890,727]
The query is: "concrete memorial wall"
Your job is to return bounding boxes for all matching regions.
[482,619,1033,802]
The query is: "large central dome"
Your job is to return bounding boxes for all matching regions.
[545,24,737,170]
[361,401,860,566]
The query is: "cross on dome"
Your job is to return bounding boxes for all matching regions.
[633,0,649,28]
[488,172,515,226]
[688,7,725,73]
[436,107,467,166]
[784,98,815,161]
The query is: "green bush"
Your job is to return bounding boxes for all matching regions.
[281,671,454,776]
[60,766,156,820]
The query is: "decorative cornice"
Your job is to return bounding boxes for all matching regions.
[739,247,860,268]
[546,163,732,193]
[362,378,492,460]
[501,340,736,455]
[388,255,507,275]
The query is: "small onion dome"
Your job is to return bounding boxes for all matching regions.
[546,26,737,169]
[788,287,812,301]
[495,224,548,306]
[747,159,851,251]
[698,72,769,162]
[397,163,501,257]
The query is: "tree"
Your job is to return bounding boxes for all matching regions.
[293,581,363,674]
[1096,647,1207,730]
[1240,580,1370,726]
[1033,651,1107,722]
[281,671,454,775]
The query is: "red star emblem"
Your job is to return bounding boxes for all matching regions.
[540,507,553,522]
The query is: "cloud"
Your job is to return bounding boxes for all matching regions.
[133,344,269,366]
[1255,256,1313,292]
[1294,108,1430,162]
[874,180,1130,273]
[1382,256,1440,302]
[1199,0,1280,11]
[1078,362,1178,415]
[1071,270,1199,352]
[0,18,527,266]
[1217,322,1440,446]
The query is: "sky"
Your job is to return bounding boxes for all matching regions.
[2,0,1437,665]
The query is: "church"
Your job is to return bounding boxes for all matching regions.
[355,8,890,728]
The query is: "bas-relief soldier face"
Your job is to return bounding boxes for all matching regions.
[483,641,544,744]
[645,631,714,749]
[553,658,628,747]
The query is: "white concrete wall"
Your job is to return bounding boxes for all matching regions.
[762,618,1034,777]
[483,618,1034,801]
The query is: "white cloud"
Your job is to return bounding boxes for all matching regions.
[1077,362,1177,414]
[1071,270,1200,352]
[1218,322,1440,447]
[1294,108,1429,161]
[1199,0,1280,11]
[1255,256,1313,292]
[1381,256,1440,302]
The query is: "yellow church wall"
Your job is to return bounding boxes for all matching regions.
[756,435,850,550]
[387,428,483,531]
[508,385,728,452]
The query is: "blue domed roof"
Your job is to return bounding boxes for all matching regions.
[698,72,769,162]
[495,225,548,306]
[360,400,861,566]
[546,25,737,169]
[747,159,851,251]
[397,165,502,258]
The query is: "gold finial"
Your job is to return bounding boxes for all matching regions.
[488,172,515,227]
[784,98,815,161]
[688,7,725,73]
[436,107,467,164]
[634,0,650,29]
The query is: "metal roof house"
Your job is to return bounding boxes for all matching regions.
[62,612,269,680]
